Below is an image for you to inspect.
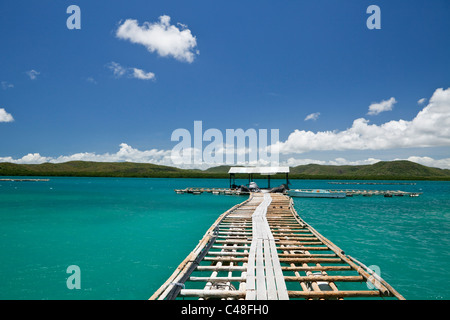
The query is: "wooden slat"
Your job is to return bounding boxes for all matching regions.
[287,290,382,298]
[179,289,245,298]
[255,239,267,300]
[264,239,277,300]
[281,266,353,272]
[283,275,364,282]
[278,253,337,258]
[196,266,247,271]
[208,251,249,256]
[190,276,246,282]
[203,257,248,262]
[279,257,344,263]
[269,239,289,300]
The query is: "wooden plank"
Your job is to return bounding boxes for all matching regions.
[281,266,353,272]
[203,257,248,262]
[287,290,381,298]
[215,239,252,244]
[278,253,337,258]
[190,276,246,282]
[263,239,277,300]
[275,240,323,245]
[208,251,249,256]
[249,194,270,300]
[279,257,344,263]
[269,240,289,300]
[255,239,267,300]
[283,275,364,282]
[180,289,245,298]
[196,266,247,271]
[275,246,330,251]
[212,245,253,250]
[246,289,256,300]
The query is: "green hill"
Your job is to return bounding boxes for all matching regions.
[200,160,450,180]
[0,160,449,180]
[0,161,196,178]
[289,160,450,178]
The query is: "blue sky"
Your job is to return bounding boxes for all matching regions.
[1,0,449,168]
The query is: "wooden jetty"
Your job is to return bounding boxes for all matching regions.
[150,193,405,300]
[174,187,421,197]
[175,188,250,196]
[309,189,421,197]
[328,182,416,185]
[0,178,50,182]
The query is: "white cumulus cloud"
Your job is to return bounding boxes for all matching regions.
[132,68,155,80]
[285,157,382,167]
[274,88,450,154]
[304,112,320,121]
[107,62,155,81]
[26,69,40,80]
[2,147,450,170]
[417,98,427,105]
[52,143,172,164]
[0,108,14,122]
[116,15,199,63]
[404,156,450,169]
[284,156,450,169]
[1,81,14,90]
[107,62,127,78]
[367,97,397,115]
[0,144,173,166]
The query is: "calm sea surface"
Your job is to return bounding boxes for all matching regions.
[0,177,448,300]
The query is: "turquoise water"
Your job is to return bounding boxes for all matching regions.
[0,177,449,300]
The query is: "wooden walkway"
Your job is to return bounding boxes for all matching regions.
[150,193,405,300]
[246,193,289,299]
[174,187,421,197]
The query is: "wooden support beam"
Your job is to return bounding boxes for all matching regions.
[281,266,353,272]
[279,257,344,263]
[179,289,245,298]
[283,275,364,282]
[287,290,382,298]
[196,266,247,271]
[190,276,246,282]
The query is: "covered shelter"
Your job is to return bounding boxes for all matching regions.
[228,166,290,189]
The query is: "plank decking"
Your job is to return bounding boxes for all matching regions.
[150,193,404,300]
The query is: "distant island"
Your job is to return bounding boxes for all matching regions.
[1,160,449,181]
